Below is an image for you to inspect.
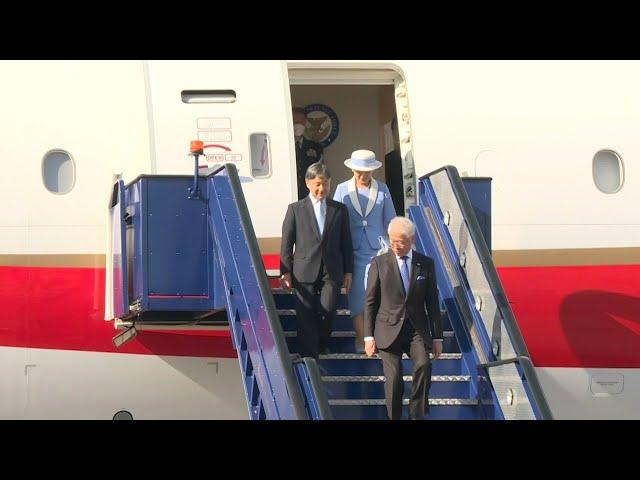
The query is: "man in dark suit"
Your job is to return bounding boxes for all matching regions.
[364,216,443,420]
[281,162,353,359]
[293,108,324,200]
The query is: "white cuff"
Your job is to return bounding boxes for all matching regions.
[433,339,443,342]
[364,336,374,342]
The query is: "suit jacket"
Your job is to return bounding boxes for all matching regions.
[280,196,353,284]
[364,250,443,349]
[333,180,397,251]
[295,138,323,199]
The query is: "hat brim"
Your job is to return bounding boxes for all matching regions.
[344,159,383,171]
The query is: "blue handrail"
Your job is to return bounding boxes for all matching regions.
[416,166,553,420]
[207,164,331,420]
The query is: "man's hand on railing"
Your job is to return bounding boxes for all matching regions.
[280,273,292,291]
[342,273,353,294]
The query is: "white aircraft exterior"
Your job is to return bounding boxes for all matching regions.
[0,60,637,419]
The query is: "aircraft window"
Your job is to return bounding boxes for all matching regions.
[181,90,236,104]
[42,149,75,194]
[113,410,133,420]
[593,149,624,193]
[250,133,271,178]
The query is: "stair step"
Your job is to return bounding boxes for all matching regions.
[318,353,465,376]
[320,353,462,360]
[271,287,348,295]
[321,374,471,399]
[329,398,477,406]
[272,289,349,309]
[272,288,448,318]
[283,330,455,337]
[331,404,480,420]
[278,315,454,333]
[322,375,470,382]
[275,308,452,330]
[271,291,449,319]
[286,335,460,354]
[277,308,351,316]
[328,398,480,419]
[284,331,357,338]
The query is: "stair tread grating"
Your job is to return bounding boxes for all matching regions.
[278,308,351,316]
[319,353,462,360]
[284,330,455,338]
[322,375,470,382]
[329,398,477,406]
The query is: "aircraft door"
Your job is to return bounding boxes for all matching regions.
[143,61,296,243]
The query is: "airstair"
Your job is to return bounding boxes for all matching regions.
[108,150,551,420]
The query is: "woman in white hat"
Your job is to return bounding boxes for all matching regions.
[333,150,397,353]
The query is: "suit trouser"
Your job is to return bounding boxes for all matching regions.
[293,266,340,359]
[378,320,432,420]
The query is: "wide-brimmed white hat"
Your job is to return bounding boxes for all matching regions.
[344,150,383,172]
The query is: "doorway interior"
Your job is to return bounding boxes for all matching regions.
[288,72,406,215]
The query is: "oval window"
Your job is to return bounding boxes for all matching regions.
[593,149,624,194]
[42,149,76,194]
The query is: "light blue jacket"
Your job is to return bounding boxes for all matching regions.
[333,179,397,251]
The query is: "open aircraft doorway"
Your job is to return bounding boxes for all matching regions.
[287,65,413,215]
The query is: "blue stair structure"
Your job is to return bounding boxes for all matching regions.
[409,166,552,420]
[271,165,553,420]
[275,287,477,419]
[111,160,551,420]
[110,164,332,420]
[206,165,332,419]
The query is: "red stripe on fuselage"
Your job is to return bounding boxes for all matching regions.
[0,266,236,358]
[1,262,639,367]
[498,264,640,368]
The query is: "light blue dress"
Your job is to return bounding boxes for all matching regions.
[333,179,397,317]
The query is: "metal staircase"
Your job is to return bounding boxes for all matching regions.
[110,159,551,420]
[265,164,553,420]
[272,286,480,419]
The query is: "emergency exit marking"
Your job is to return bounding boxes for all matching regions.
[225,154,242,162]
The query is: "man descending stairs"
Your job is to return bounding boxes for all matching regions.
[271,286,479,420]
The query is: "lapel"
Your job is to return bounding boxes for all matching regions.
[304,196,321,241]
[347,179,363,217]
[346,178,379,219]
[387,252,406,299]
[364,179,379,217]
[321,200,336,242]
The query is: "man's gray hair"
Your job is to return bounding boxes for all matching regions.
[387,216,416,237]
[305,162,331,180]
